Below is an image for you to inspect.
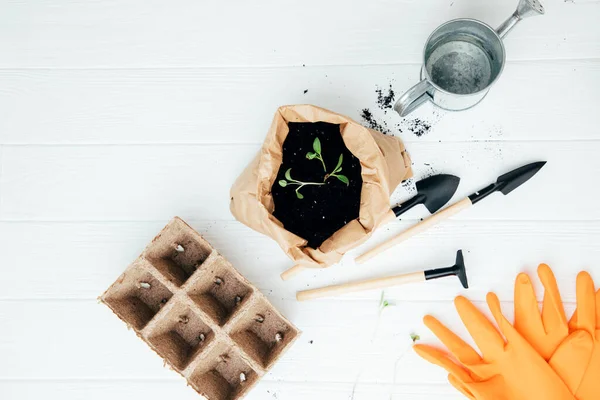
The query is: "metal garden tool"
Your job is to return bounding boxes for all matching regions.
[280,174,460,281]
[296,250,467,301]
[393,174,460,218]
[395,0,545,116]
[356,161,546,264]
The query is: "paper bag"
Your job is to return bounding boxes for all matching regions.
[230,105,412,269]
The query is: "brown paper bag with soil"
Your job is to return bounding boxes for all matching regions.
[230,105,412,279]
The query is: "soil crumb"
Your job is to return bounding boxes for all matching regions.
[376,84,395,112]
[397,118,432,137]
[401,178,417,195]
[360,108,390,134]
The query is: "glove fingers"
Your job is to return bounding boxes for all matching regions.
[514,272,546,346]
[569,271,596,334]
[538,264,568,333]
[423,315,482,365]
[447,374,476,400]
[413,344,474,383]
[487,292,521,345]
[454,295,505,358]
[549,330,594,394]
[596,289,600,330]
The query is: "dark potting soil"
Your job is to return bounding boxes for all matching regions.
[271,122,362,249]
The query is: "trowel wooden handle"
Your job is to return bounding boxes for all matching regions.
[281,264,305,281]
[355,197,472,264]
[296,271,425,301]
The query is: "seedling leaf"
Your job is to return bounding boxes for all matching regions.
[285,168,292,181]
[410,333,420,343]
[313,137,321,154]
[306,152,317,160]
[278,180,287,187]
[336,175,349,185]
[335,154,344,171]
[296,191,304,199]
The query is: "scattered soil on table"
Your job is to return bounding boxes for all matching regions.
[376,84,395,112]
[271,122,362,249]
[398,118,432,137]
[360,82,439,137]
[360,108,391,134]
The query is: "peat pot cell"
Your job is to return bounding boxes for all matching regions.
[148,301,215,371]
[145,218,213,287]
[230,297,298,368]
[187,256,252,327]
[103,264,173,331]
[190,341,258,400]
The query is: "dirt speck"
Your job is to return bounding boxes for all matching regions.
[303,89,308,94]
[360,108,390,134]
[401,178,417,195]
[375,84,395,113]
[398,118,432,137]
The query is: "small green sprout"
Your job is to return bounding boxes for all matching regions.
[410,333,420,343]
[306,137,327,172]
[278,168,325,199]
[280,137,351,199]
[324,154,349,186]
[379,291,394,312]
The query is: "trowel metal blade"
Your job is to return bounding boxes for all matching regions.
[497,161,546,195]
[417,174,461,213]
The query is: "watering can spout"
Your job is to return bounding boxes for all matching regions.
[496,0,545,39]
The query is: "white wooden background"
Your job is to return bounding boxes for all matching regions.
[1,0,600,399]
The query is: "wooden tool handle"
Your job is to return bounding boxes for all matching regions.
[281,264,305,281]
[296,271,425,301]
[280,211,398,281]
[355,197,472,264]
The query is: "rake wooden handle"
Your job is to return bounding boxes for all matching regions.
[355,197,473,264]
[296,271,425,301]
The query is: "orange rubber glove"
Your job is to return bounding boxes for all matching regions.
[510,266,600,399]
[513,264,569,360]
[414,295,575,400]
[554,272,600,399]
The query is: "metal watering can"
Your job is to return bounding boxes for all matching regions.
[395,0,545,116]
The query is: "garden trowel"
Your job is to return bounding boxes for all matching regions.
[392,174,461,218]
[356,161,546,264]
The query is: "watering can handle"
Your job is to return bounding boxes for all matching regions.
[394,79,433,117]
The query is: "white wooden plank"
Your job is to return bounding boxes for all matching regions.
[0,299,574,382]
[1,0,598,68]
[0,380,463,400]
[0,220,598,302]
[1,60,598,144]
[0,141,597,221]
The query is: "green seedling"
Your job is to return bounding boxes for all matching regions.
[281,138,350,199]
[306,137,327,172]
[379,291,393,312]
[325,154,349,186]
[278,168,324,199]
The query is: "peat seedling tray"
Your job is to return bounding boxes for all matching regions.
[101,217,300,400]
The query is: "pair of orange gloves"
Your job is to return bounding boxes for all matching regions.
[415,265,600,400]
